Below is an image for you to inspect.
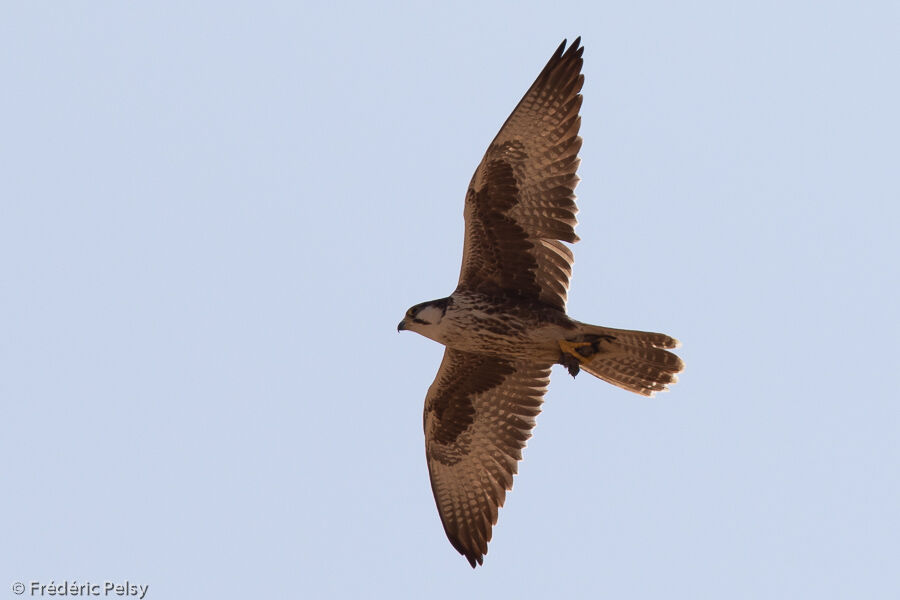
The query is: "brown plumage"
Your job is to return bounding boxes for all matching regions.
[398,38,684,568]
[423,351,549,564]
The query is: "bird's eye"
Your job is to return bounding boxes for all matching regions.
[407,308,415,318]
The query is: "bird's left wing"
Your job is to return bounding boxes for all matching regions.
[457,38,584,311]
[423,348,552,567]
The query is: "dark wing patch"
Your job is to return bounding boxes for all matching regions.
[457,38,584,311]
[427,350,515,448]
[458,158,542,299]
[424,349,551,567]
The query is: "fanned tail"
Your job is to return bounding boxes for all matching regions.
[558,324,684,396]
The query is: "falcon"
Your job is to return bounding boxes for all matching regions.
[397,37,684,568]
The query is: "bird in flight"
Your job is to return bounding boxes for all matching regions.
[398,37,684,568]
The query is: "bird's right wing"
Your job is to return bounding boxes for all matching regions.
[423,348,552,567]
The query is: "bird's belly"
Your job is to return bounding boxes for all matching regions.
[438,311,563,361]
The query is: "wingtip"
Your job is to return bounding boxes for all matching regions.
[566,36,584,56]
[555,38,567,56]
[449,531,486,569]
[556,36,583,56]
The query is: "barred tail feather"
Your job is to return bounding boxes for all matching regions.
[571,325,684,396]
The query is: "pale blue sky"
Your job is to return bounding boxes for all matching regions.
[2,1,898,598]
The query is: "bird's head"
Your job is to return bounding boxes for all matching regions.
[398,298,450,339]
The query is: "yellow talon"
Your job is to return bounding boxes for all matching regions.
[558,339,594,363]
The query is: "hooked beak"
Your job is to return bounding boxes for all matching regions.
[397,319,407,332]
